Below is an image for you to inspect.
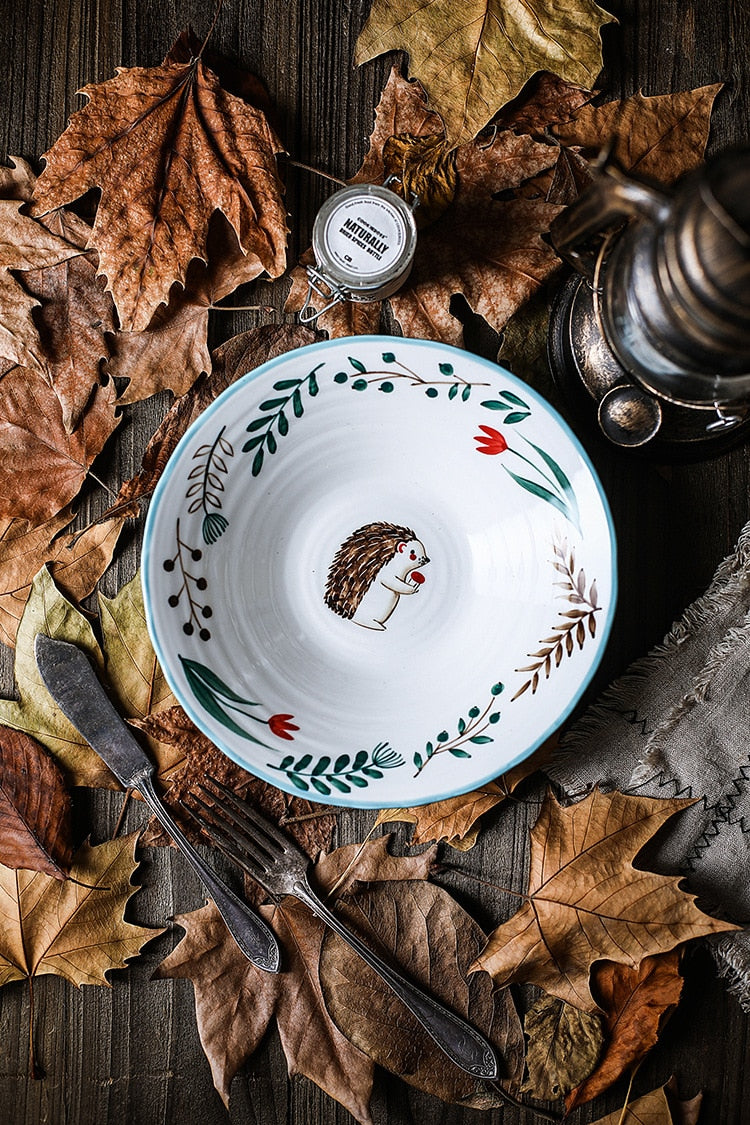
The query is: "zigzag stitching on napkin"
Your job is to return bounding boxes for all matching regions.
[685,761,750,868]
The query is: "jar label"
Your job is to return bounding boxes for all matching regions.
[323,195,407,279]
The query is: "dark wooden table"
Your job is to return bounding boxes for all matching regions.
[2,1,750,1122]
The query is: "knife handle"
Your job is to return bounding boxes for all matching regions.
[138,773,281,972]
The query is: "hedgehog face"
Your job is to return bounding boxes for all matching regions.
[396,538,430,573]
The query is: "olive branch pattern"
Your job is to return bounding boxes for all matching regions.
[335,351,490,400]
[512,540,601,701]
[269,742,404,796]
[413,683,504,777]
[187,425,234,545]
[242,362,322,475]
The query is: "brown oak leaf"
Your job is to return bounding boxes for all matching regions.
[286,67,561,345]
[33,36,287,332]
[355,0,615,147]
[471,788,739,1010]
[566,950,684,1111]
[157,837,519,1122]
[0,727,73,878]
[552,84,722,183]
[0,363,119,527]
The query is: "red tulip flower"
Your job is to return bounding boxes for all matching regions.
[475,425,508,455]
[268,713,299,740]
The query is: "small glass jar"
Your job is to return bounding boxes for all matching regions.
[299,184,418,322]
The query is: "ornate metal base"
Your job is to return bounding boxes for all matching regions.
[548,273,750,457]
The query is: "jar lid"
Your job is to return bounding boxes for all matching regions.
[311,184,417,297]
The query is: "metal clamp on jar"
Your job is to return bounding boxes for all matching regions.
[299,183,418,323]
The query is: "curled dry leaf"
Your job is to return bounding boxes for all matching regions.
[0,511,122,648]
[521,994,603,1100]
[286,67,561,346]
[33,35,287,333]
[375,782,506,850]
[0,363,119,527]
[0,834,159,989]
[566,950,684,1111]
[471,788,739,1010]
[355,0,615,147]
[319,877,524,1106]
[0,727,73,878]
[156,838,438,1121]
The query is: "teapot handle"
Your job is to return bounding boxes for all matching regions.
[550,162,671,281]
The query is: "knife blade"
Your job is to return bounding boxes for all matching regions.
[34,633,280,972]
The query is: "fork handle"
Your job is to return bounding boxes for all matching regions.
[295,876,498,1079]
[138,774,280,972]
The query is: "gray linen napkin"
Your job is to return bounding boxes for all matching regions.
[545,521,750,1008]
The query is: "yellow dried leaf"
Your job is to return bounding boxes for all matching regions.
[0,834,159,989]
[356,0,615,147]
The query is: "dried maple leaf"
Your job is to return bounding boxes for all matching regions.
[373,737,557,849]
[0,511,122,648]
[0,567,178,789]
[319,877,524,1106]
[0,727,73,878]
[355,0,615,147]
[0,834,160,1074]
[552,84,722,183]
[566,950,684,1111]
[0,834,157,986]
[521,994,603,1099]
[375,783,506,850]
[471,788,739,1010]
[0,200,81,373]
[286,68,561,345]
[157,837,519,1121]
[33,35,287,332]
[0,363,118,527]
[0,157,38,202]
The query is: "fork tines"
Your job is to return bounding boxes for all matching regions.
[181,777,289,889]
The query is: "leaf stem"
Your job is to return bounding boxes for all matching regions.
[197,0,224,59]
[279,156,347,186]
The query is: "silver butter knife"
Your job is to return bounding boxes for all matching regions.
[34,633,280,973]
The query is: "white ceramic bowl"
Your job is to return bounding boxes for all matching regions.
[142,336,616,807]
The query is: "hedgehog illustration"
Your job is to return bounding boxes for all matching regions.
[324,521,430,631]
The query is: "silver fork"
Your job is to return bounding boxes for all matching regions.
[183,777,498,1080]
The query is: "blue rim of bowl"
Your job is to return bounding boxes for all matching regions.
[142,335,618,808]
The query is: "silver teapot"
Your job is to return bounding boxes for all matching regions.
[548,148,750,450]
